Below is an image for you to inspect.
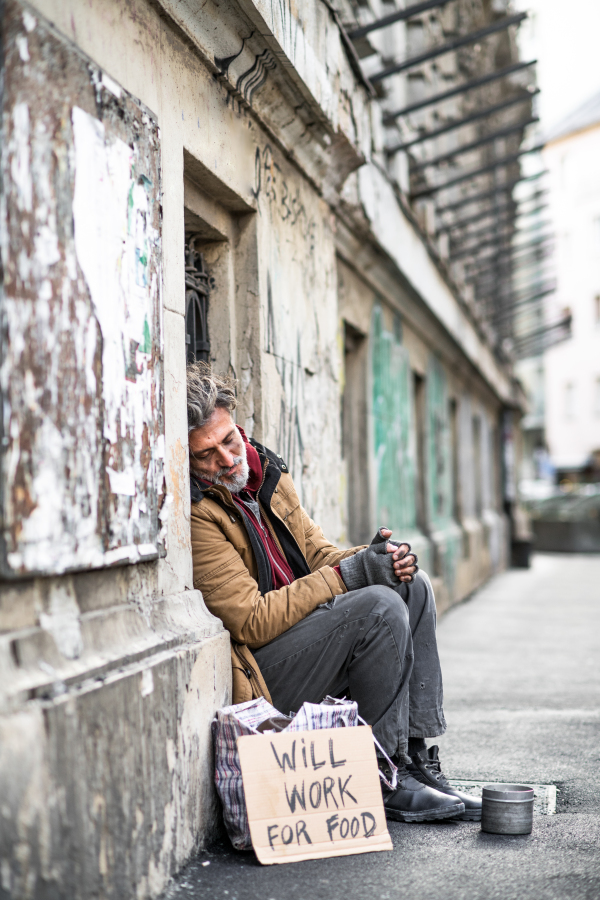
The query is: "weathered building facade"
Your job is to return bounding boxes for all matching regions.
[542,95,600,483]
[1,1,528,897]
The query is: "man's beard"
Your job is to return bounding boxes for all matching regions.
[196,440,249,494]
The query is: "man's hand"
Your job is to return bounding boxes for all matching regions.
[380,527,418,583]
[338,527,419,593]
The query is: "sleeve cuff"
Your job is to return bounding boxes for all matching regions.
[333,564,345,589]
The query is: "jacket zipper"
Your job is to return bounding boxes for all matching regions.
[258,457,268,492]
[257,459,291,540]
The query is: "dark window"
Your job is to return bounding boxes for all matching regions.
[449,398,460,523]
[472,415,482,519]
[342,321,370,545]
[185,237,211,363]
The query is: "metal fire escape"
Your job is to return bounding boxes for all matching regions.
[343,0,569,360]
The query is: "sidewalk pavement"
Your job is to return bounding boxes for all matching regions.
[161,553,600,900]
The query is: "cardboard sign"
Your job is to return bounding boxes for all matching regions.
[238,725,393,864]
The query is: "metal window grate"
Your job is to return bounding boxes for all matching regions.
[185,238,211,363]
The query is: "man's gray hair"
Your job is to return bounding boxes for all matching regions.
[186,361,237,432]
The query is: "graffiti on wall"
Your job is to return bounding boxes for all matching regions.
[0,1,164,577]
[254,142,327,514]
[253,145,317,247]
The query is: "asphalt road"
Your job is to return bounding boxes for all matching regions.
[162,553,600,900]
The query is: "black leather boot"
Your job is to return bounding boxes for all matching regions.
[380,756,465,823]
[407,745,482,822]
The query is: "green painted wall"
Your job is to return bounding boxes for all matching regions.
[371,306,460,594]
[371,304,416,534]
[426,356,460,590]
[426,355,452,529]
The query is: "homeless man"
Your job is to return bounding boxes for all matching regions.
[188,362,481,823]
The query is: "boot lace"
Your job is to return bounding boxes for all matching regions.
[421,755,450,787]
[379,755,413,788]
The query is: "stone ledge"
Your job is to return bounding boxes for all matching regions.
[0,589,225,713]
[0,628,232,900]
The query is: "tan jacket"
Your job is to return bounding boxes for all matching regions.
[190,440,362,705]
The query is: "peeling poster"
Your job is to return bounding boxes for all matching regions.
[0,0,164,577]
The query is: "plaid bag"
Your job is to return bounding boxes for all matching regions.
[212,696,397,850]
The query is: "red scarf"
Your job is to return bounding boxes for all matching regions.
[233,428,296,590]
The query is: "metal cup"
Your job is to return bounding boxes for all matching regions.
[481,783,534,834]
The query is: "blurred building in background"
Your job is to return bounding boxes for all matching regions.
[510,157,559,498]
[1,1,538,897]
[504,0,600,550]
[542,94,600,486]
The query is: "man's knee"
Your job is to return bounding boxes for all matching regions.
[400,568,436,617]
[346,584,409,630]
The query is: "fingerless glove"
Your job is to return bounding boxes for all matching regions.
[338,528,419,592]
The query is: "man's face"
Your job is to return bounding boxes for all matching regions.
[189,407,249,493]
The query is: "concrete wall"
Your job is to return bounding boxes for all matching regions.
[1,0,523,897]
[1,2,234,897]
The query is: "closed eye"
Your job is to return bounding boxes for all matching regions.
[191,429,237,459]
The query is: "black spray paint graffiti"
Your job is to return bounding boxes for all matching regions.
[256,138,322,508]
[265,273,306,486]
[266,271,277,357]
[252,145,316,250]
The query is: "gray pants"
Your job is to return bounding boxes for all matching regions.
[253,571,447,757]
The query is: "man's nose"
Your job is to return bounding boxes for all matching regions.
[216,447,236,469]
